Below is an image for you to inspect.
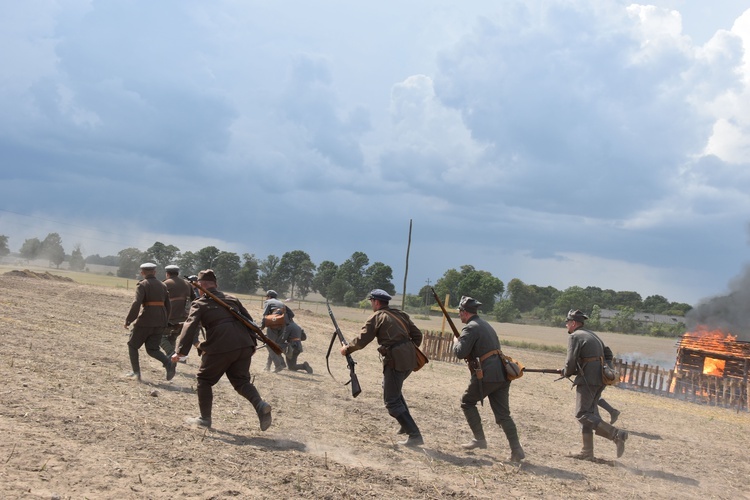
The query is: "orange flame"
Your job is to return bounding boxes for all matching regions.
[702,357,725,376]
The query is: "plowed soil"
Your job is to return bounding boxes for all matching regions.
[1,274,748,499]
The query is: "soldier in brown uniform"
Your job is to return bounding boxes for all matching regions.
[160,264,192,359]
[124,262,176,381]
[172,270,272,431]
[340,289,424,446]
[453,296,525,462]
[562,309,628,460]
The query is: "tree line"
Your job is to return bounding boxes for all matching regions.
[2,233,692,336]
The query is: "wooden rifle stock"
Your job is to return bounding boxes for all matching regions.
[325,300,362,398]
[430,287,480,374]
[523,368,564,374]
[186,277,283,355]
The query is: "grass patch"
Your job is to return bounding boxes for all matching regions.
[504,339,567,354]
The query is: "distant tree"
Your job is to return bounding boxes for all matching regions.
[144,241,180,270]
[176,251,199,276]
[554,286,592,315]
[85,254,119,266]
[277,250,316,299]
[615,291,643,311]
[312,260,338,298]
[506,278,537,312]
[235,253,259,294]
[455,268,504,311]
[69,244,86,271]
[20,237,42,262]
[41,233,65,268]
[603,307,638,333]
[418,285,435,307]
[493,299,520,323]
[643,294,670,314]
[258,254,286,295]
[195,246,221,271]
[363,262,396,296]
[0,235,9,258]
[327,277,353,304]
[117,247,144,278]
[433,268,463,308]
[212,251,241,290]
[336,252,370,298]
[665,302,692,316]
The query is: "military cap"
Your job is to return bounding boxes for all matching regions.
[367,289,392,302]
[165,265,180,272]
[458,296,482,313]
[566,309,588,323]
[140,262,157,270]
[266,290,278,298]
[197,269,217,282]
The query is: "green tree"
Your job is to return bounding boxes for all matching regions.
[604,307,638,333]
[493,299,520,323]
[195,246,221,271]
[213,251,241,290]
[20,237,42,262]
[327,277,353,304]
[0,235,9,258]
[456,268,504,311]
[312,260,338,298]
[643,294,670,314]
[506,278,537,312]
[433,268,463,308]
[259,254,286,295]
[363,261,395,296]
[117,247,144,278]
[554,286,592,315]
[418,285,435,308]
[41,233,65,268]
[336,252,370,298]
[176,251,199,276]
[277,250,316,299]
[615,291,643,311]
[69,244,86,271]
[235,253,259,294]
[144,241,180,270]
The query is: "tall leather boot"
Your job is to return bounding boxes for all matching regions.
[461,407,487,450]
[186,384,213,428]
[572,431,595,460]
[500,420,525,462]
[240,383,272,431]
[595,421,628,458]
[395,411,423,447]
[127,346,141,380]
[598,398,621,424]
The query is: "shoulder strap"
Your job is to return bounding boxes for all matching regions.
[381,309,412,342]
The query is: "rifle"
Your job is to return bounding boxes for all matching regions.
[430,287,480,375]
[325,300,362,398]
[185,276,283,355]
[524,368,564,374]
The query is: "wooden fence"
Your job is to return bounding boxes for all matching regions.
[419,330,749,412]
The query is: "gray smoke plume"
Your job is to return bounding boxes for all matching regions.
[685,263,750,340]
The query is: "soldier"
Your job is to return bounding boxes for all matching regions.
[160,264,192,360]
[172,269,272,431]
[260,290,291,373]
[281,320,313,374]
[340,289,425,446]
[562,309,628,460]
[123,262,176,381]
[453,296,525,462]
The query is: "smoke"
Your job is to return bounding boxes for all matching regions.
[685,263,750,339]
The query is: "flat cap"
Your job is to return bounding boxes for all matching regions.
[458,296,482,313]
[165,265,180,272]
[566,309,588,323]
[367,289,392,302]
[140,262,157,270]
[265,290,278,298]
[197,269,217,282]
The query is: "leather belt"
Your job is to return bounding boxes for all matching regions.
[144,301,164,306]
[580,356,600,363]
[479,349,502,363]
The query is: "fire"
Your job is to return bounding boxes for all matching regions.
[702,357,725,377]
[689,326,737,343]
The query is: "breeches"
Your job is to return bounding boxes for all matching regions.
[461,378,513,425]
[382,365,412,417]
[197,347,255,392]
[575,383,604,431]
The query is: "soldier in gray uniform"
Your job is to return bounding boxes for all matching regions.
[172,270,272,431]
[124,262,176,381]
[340,289,425,447]
[562,309,628,460]
[260,290,291,372]
[281,321,313,374]
[453,296,525,462]
[160,264,192,359]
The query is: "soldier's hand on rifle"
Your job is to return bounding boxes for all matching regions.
[171,353,187,363]
[339,345,349,356]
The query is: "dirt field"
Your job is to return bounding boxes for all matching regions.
[1,274,748,499]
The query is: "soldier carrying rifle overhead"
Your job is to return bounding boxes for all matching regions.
[453,296,525,462]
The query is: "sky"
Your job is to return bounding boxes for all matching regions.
[1,0,750,307]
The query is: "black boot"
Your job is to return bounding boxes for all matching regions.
[240,383,272,431]
[128,346,141,378]
[461,407,487,450]
[500,420,525,462]
[598,398,620,424]
[187,384,213,428]
[595,421,628,458]
[395,412,423,447]
[571,431,594,460]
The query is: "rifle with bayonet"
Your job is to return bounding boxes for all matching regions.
[325,300,362,398]
[430,287,480,375]
[185,276,283,355]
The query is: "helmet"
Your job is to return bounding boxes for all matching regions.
[566,309,588,323]
[266,290,278,299]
